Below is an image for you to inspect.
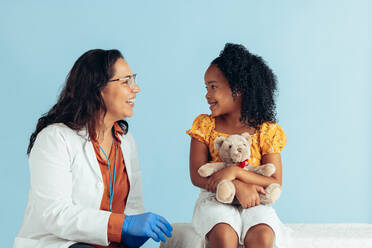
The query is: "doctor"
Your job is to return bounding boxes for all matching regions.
[14,49,172,248]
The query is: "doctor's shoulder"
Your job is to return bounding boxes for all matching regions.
[30,123,85,158]
[34,123,84,142]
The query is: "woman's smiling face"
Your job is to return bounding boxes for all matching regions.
[101,58,140,121]
[204,64,241,117]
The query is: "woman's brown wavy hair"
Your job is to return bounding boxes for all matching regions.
[27,49,128,155]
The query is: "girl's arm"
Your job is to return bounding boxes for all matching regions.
[206,153,283,192]
[189,138,213,191]
[238,153,283,186]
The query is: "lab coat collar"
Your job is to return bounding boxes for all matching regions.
[78,125,133,185]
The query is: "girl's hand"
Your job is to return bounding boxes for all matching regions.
[206,166,238,192]
[233,180,265,209]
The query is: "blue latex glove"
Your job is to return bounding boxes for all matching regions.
[121,233,149,248]
[121,212,173,243]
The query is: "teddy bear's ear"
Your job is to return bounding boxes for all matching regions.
[241,132,252,145]
[214,136,225,151]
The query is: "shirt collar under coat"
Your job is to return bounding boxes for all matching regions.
[77,122,124,142]
[89,122,124,166]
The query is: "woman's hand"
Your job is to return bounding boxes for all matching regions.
[206,166,239,192]
[121,212,173,243]
[233,180,265,209]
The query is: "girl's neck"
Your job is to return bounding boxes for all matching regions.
[215,112,256,135]
[220,111,245,128]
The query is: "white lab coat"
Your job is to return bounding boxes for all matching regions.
[13,123,145,248]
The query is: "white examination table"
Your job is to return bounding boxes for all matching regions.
[160,222,372,248]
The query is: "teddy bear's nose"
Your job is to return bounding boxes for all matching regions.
[237,147,242,153]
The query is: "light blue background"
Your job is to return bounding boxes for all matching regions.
[1,0,371,247]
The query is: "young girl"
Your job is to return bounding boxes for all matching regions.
[186,43,291,248]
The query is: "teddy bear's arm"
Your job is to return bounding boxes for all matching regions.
[245,163,276,177]
[198,162,226,177]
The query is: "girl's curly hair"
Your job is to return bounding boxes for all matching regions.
[211,43,278,129]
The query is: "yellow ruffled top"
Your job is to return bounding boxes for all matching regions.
[186,114,286,166]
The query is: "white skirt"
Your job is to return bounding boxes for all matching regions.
[192,191,292,248]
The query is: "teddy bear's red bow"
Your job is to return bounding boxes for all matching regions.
[237,159,249,168]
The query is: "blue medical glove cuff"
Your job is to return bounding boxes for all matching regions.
[122,215,133,234]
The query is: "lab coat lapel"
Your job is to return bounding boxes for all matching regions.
[79,128,103,182]
[84,141,104,182]
[120,134,132,185]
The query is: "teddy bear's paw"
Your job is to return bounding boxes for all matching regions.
[262,163,276,176]
[268,184,282,202]
[261,183,281,204]
[198,165,214,177]
[216,180,235,204]
[259,194,272,205]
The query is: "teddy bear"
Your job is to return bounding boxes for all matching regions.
[198,132,281,205]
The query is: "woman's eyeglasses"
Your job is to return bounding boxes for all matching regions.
[108,74,137,89]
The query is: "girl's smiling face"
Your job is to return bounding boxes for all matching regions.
[204,64,242,117]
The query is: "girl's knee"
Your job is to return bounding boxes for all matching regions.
[244,224,275,248]
[207,223,238,246]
